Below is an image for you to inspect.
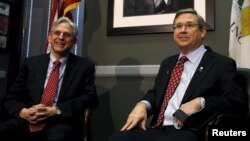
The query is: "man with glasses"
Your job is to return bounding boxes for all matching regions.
[108,8,247,141]
[0,17,98,141]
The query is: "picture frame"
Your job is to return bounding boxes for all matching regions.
[107,0,215,36]
[0,1,10,51]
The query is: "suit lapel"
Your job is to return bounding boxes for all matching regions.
[34,55,50,103]
[157,55,179,103]
[181,48,215,103]
[58,54,77,101]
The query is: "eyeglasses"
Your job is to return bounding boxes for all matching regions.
[173,23,199,30]
[52,30,72,38]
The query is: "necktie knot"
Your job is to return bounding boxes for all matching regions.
[178,56,188,64]
[54,60,61,68]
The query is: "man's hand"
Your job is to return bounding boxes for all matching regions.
[180,97,202,115]
[121,102,148,131]
[19,104,57,124]
[174,97,202,127]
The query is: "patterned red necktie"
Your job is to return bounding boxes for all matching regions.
[153,56,188,128]
[29,60,61,132]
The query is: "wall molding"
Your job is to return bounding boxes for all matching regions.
[1,66,159,78]
[95,65,160,77]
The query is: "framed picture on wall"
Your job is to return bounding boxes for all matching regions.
[0,1,10,51]
[107,0,215,36]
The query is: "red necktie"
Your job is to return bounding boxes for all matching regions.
[29,60,61,132]
[153,56,188,128]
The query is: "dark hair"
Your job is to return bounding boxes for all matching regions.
[173,8,206,29]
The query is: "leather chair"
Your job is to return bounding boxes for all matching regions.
[205,68,250,141]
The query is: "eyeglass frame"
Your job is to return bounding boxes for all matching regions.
[51,30,73,38]
[173,22,200,30]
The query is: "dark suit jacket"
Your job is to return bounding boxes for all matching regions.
[4,53,98,129]
[124,0,154,16]
[155,0,194,14]
[124,0,194,16]
[142,46,247,131]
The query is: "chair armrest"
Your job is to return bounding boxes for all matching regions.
[208,114,249,126]
[83,109,90,141]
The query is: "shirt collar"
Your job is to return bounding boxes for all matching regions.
[179,44,207,64]
[49,53,68,65]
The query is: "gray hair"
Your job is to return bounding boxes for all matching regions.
[50,16,78,38]
[173,8,206,30]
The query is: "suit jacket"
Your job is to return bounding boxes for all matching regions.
[123,0,194,16]
[124,0,154,16]
[4,53,98,128]
[142,46,247,131]
[155,0,194,14]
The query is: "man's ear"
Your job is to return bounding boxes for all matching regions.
[48,34,52,43]
[201,27,206,39]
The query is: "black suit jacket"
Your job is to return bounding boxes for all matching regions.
[142,47,247,130]
[124,0,154,16]
[155,0,194,14]
[123,0,194,16]
[4,53,98,128]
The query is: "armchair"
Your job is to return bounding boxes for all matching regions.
[205,68,250,141]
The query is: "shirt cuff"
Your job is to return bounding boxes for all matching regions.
[140,100,152,111]
[200,97,205,111]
